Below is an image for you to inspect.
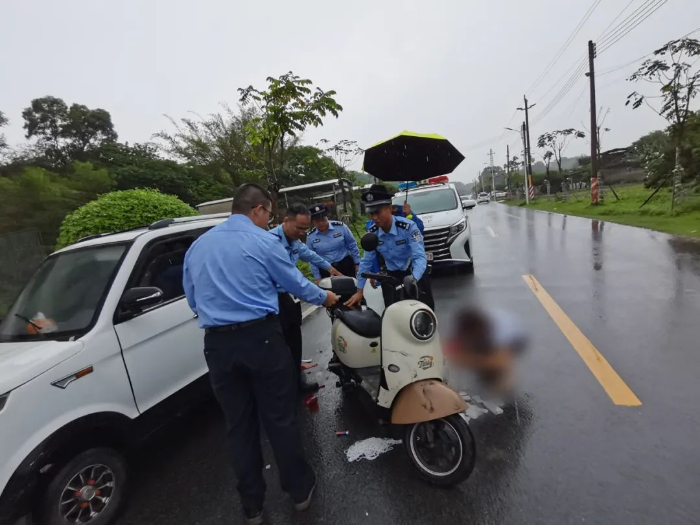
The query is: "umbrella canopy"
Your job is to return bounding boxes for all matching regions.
[363,130,465,182]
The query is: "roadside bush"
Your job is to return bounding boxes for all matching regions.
[57,189,196,247]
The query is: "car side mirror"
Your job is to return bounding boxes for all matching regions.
[463,203,476,210]
[120,287,164,314]
[361,232,379,252]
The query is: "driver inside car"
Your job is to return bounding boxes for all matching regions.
[345,184,434,310]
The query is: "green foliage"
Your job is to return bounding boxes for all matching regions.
[0,162,115,249]
[57,189,196,248]
[0,110,8,151]
[536,129,586,173]
[21,96,117,166]
[238,72,343,194]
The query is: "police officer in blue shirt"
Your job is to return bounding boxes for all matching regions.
[183,185,339,523]
[306,203,360,279]
[270,203,342,394]
[345,185,435,310]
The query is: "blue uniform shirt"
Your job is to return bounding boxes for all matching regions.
[182,215,327,328]
[305,221,361,279]
[357,215,427,289]
[269,224,331,289]
[364,210,425,274]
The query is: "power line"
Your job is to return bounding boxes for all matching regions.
[595,0,637,40]
[597,0,669,54]
[597,0,657,45]
[526,0,603,96]
[531,61,588,126]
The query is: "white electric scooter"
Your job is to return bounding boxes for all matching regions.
[318,233,476,486]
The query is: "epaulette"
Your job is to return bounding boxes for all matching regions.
[331,221,343,226]
[396,220,410,230]
[308,227,317,234]
[368,224,379,233]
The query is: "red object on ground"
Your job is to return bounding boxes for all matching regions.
[300,362,318,370]
[302,394,319,412]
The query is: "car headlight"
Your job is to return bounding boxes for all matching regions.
[449,217,467,237]
[410,309,437,341]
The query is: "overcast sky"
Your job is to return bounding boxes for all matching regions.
[2,0,699,184]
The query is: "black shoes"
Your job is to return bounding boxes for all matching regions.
[293,477,317,511]
[299,381,319,394]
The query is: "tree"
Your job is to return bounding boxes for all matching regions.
[284,145,338,185]
[0,110,8,151]
[154,104,262,186]
[21,96,117,166]
[57,189,196,248]
[542,150,553,178]
[238,72,343,206]
[632,130,676,187]
[536,129,586,173]
[627,37,700,186]
[90,142,231,206]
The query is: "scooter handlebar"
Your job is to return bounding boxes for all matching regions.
[360,272,402,286]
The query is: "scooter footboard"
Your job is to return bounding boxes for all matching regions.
[390,380,468,425]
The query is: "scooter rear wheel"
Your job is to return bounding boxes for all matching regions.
[404,414,476,486]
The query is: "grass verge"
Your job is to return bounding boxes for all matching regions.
[505,184,700,238]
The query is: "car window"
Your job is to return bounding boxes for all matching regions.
[0,244,128,341]
[133,237,196,304]
[393,188,458,214]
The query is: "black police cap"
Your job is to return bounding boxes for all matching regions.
[361,184,394,210]
[309,203,327,218]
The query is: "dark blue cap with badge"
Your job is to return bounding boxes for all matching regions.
[309,203,327,218]
[361,184,394,212]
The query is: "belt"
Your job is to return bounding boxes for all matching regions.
[205,314,276,333]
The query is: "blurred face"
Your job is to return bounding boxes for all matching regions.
[369,205,394,231]
[283,213,311,241]
[250,203,274,229]
[313,216,330,232]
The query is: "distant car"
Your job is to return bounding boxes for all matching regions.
[477,192,490,204]
[460,197,477,209]
[495,191,507,200]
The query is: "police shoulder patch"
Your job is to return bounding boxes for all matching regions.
[331,221,343,226]
[368,224,379,233]
[308,227,316,234]
[396,220,410,230]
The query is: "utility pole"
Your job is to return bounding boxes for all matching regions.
[588,40,600,204]
[518,98,536,200]
[506,144,510,192]
[521,122,530,205]
[488,149,496,194]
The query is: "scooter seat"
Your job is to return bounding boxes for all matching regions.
[337,308,382,338]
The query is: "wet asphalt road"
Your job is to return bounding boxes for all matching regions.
[119,203,700,525]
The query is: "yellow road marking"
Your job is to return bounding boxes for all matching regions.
[522,274,642,406]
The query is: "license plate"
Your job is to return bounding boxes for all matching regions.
[427,252,434,261]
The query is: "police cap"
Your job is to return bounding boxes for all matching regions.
[361,184,394,212]
[309,203,328,218]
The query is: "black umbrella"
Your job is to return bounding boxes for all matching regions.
[363,130,465,182]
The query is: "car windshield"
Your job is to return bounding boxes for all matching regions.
[0,244,127,342]
[393,188,458,214]
[479,193,489,197]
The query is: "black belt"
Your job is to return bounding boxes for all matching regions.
[205,314,276,333]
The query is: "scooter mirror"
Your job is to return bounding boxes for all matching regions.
[361,232,379,251]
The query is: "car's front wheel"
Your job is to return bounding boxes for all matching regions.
[34,448,127,525]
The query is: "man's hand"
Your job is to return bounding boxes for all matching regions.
[344,289,364,307]
[328,266,343,277]
[323,291,340,307]
[354,264,359,277]
[370,279,378,289]
[403,202,412,216]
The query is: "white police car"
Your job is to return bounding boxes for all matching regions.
[392,178,474,272]
[0,213,229,525]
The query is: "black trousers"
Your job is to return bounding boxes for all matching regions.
[319,254,356,278]
[381,269,435,311]
[278,292,303,386]
[203,317,314,511]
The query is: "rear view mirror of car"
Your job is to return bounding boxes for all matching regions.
[120,287,164,314]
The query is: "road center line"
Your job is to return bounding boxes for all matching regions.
[522,274,642,407]
[486,226,498,238]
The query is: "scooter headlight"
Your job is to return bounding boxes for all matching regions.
[410,309,437,341]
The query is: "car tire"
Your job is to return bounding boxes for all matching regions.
[34,448,128,525]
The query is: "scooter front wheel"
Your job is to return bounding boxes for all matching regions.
[404,414,476,486]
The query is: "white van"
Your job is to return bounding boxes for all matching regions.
[0,214,229,525]
[392,182,474,272]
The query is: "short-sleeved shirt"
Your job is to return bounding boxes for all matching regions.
[306,221,360,279]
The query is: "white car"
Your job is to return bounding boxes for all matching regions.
[394,181,474,272]
[0,213,228,525]
[477,192,490,204]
